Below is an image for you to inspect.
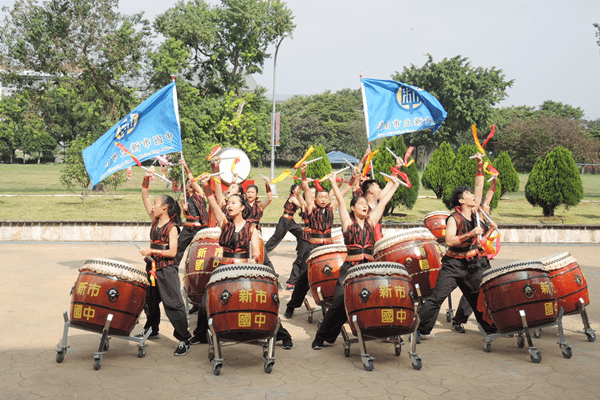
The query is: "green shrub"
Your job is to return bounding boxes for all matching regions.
[421,141,455,199]
[493,151,520,197]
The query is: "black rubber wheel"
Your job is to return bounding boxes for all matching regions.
[56,351,65,363]
[483,342,491,353]
[307,315,313,323]
[94,359,101,371]
[586,331,596,342]
[412,358,422,370]
[517,336,525,348]
[344,348,350,357]
[395,346,401,356]
[530,352,542,363]
[213,364,222,376]
[264,361,274,374]
[562,347,573,359]
[364,360,374,371]
[138,348,146,358]
[208,351,214,362]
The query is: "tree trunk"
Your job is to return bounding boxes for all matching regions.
[543,206,554,217]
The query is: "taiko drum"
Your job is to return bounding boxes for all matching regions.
[307,244,347,305]
[423,211,451,243]
[331,227,344,245]
[70,258,149,336]
[374,228,443,298]
[183,228,222,305]
[344,262,415,338]
[481,260,558,333]
[206,264,279,342]
[540,252,590,315]
[256,230,265,264]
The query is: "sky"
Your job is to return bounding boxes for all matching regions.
[3,0,599,119]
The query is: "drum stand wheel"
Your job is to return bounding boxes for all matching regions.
[303,298,322,324]
[55,310,150,370]
[576,297,596,342]
[207,317,279,375]
[478,307,572,363]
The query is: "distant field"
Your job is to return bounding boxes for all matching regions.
[1,164,599,224]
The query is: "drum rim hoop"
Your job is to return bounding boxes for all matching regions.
[424,211,451,219]
[539,252,577,271]
[81,258,149,286]
[193,227,222,241]
[481,260,546,285]
[374,228,437,253]
[207,263,277,285]
[343,261,409,285]
[307,244,348,261]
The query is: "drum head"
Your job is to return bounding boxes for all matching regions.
[218,147,251,184]
[81,258,149,286]
[481,259,545,286]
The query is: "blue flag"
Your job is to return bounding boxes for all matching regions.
[82,82,182,187]
[361,78,447,142]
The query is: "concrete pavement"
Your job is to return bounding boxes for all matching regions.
[1,242,599,400]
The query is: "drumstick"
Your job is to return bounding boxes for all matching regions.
[386,147,399,160]
[487,175,497,183]
[343,158,355,169]
[192,171,224,182]
[479,208,495,225]
[140,166,171,184]
[334,166,350,175]
[219,156,239,160]
[129,240,142,250]
[475,211,483,241]
[129,240,153,264]
[305,156,323,165]
[379,172,409,187]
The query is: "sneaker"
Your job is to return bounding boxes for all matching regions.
[311,338,324,350]
[451,323,466,334]
[283,307,294,319]
[174,340,190,356]
[282,338,293,349]
[188,305,199,315]
[135,329,159,339]
[189,336,208,345]
[286,283,294,291]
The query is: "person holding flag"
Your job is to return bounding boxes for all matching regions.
[137,166,193,356]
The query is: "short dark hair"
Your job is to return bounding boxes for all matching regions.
[289,183,299,194]
[247,184,258,194]
[361,179,378,196]
[450,186,472,208]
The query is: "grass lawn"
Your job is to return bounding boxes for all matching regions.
[1,164,599,224]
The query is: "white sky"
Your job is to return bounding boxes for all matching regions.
[3,0,600,119]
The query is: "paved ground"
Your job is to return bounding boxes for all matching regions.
[1,241,599,400]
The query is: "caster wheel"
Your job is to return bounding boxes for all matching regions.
[533,330,542,339]
[344,348,350,357]
[263,351,268,359]
[562,347,573,359]
[56,351,65,363]
[394,346,401,356]
[208,351,214,362]
[94,359,102,371]
[412,358,422,370]
[517,336,525,348]
[103,340,110,352]
[363,360,374,371]
[530,352,542,363]
[213,364,222,376]
[264,361,274,374]
[138,348,146,358]
[586,331,596,342]
[483,342,491,353]
[446,311,452,323]
[307,315,313,323]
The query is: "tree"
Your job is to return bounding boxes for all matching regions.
[538,100,585,119]
[392,55,514,164]
[421,141,455,199]
[525,147,583,217]
[442,144,501,210]
[372,135,420,215]
[492,151,520,197]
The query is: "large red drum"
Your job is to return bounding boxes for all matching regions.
[374,228,443,298]
[70,258,149,336]
[344,262,415,338]
[307,244,347,305]
[183,228,222,305]
[481,260,558,333]
[206,264,279,342]
[540,252,590,315]
[423,211,451,243]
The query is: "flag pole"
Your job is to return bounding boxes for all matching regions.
[172,74,187,206]
[359,70,375,179]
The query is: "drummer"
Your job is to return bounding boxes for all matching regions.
[451,178,499,333]
[245,175,277,271]
[137,166,193,356]
[312,172,402,349]
[212,156,244,216]
[193,174,294,349]
[417,154,497,337]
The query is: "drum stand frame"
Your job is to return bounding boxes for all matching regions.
[478,307,573,363]
[207,317,281,376]
[532,298,596,343]
[55,310,150,370]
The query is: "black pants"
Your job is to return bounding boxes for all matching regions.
[286,241,317,309]
[452,257,492,325]
[175,225,202,267]
[418,255,495,335]
[314,261,353,343]
[265,217,302,253]
[143,264,191,341]
[287,239,309,285]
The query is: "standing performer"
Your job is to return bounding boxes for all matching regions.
[192,174,294,349]
[417,154,497,337]
[245,176,277,272]
[137,166,193,356]
[312,173,401,349]
[451,179,499,333]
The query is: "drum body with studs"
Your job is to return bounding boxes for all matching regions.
[481,260,558,333]
[540,252,589,315]
[183,228,222,306]
[307,244,347,305]
[206,264,279,342]
[343,262,415,338]
[423,211,451,243]
[70,258,149,336]
[374,228,443,298]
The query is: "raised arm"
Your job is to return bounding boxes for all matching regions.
[259,175,273,210]
[370,175,400,224]
[483,178,497,209]
[181,158,203,197]
[473,153,485,213]
[300,162,315,214]
[211,156,225,207]
[141,166,155,218]
[328,174,351,231]
[200,174,227,228]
